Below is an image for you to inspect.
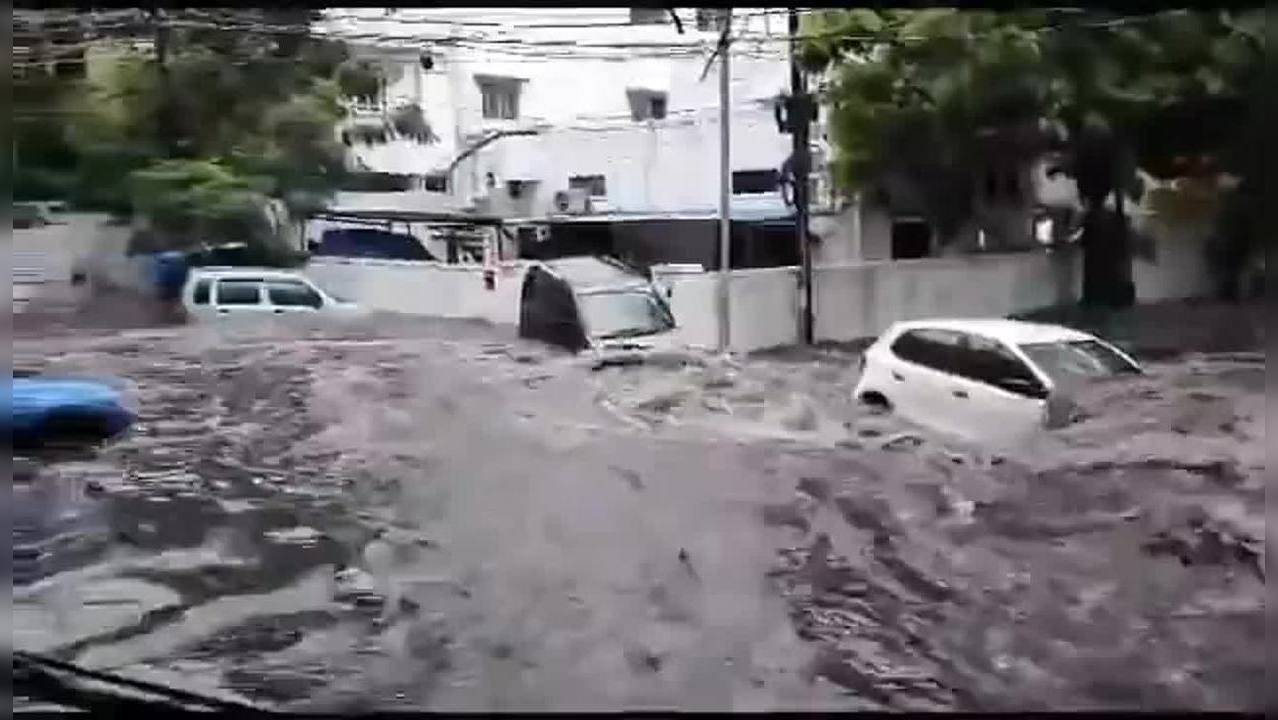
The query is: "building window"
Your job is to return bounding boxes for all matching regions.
[1004,171,1021,200]
[648,95,668,120]
[477,77,521,120]
[627,89,668,121]
[629,8,668,25]
[341,172,415,193]
[984,167,1021,202]
[424,174,448,193]
[569,174,607,198]
[53,51,86,80]
[891,217,932,259]
[732,169,780,195]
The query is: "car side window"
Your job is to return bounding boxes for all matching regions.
[890,329,965,374]
[192,279,211,305]
[216,279,263,305]
[959,333,1046,397]
[267,281,323,308]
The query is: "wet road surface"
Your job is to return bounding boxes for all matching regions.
[8,311,1267,712]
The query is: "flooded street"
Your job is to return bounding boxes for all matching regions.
[9,311,1267,712]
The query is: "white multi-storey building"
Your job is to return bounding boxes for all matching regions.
[319,8,809,219]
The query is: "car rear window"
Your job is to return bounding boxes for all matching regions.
[267,281,323,308]
[216,279,262,305]
[192,279,211,305]
[890,329,965,374]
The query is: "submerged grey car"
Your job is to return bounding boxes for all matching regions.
[517,257,681,365]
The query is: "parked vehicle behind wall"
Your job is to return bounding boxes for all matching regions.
[181,267,362,322]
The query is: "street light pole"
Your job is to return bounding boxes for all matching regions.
[790,8,814,346]
[716,9,733,352]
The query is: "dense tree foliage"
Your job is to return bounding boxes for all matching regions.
[13,10,354,252]
[801,9,1265,305]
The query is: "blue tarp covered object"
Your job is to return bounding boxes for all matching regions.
[5,377,136,447]
[151,251,191,300]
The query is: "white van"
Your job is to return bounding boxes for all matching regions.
[181,268,362,321]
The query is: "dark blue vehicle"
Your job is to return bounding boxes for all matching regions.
[312,228,437,261]
[5,376,136,449]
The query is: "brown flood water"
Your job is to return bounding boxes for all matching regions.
[8,304,1266,712]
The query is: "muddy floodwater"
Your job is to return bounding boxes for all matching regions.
[9,312,1266,712]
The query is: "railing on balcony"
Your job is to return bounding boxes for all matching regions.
[343,95,419,118]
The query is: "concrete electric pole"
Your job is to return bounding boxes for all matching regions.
[713,9,733,352]
[789,8,815,346]
[697,8,736,352]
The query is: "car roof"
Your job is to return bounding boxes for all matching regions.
[535,256,650,292]
[190,267,311,281]
[889,318,1097,345]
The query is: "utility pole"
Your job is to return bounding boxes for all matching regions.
[716,9,733,352]
[151,9,176,156]
[789,8,815,345]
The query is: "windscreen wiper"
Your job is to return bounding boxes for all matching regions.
[13,650,270,714]
[598,327,661,340]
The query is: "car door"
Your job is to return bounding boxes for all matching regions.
[265,279,325,316]
[884,328,970,435]
[950,332,1051,441]
[211,278,267,318]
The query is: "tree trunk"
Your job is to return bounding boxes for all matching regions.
[1078,202,1134,309]
[1079,202,1105,307]
[1111,189,1135,308]
[153,11,177,157]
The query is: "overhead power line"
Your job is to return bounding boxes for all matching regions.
[12,10,1190,71]
[317,8,810,30]
[15,9,1178,50]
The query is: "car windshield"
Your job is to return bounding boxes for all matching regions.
[1019,340,1140,386]
[577,290,674,340]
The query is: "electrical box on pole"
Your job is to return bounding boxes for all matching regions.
[775,93,818,135]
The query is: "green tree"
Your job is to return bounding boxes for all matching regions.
[13,45,95,203]
[800,10,1055,242]
[803,9,1263,306]
[13,10,353,254]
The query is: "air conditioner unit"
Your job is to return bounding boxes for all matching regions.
[552,188,591,215]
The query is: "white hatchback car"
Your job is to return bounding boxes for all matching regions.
[853,319,1142,442]
[181,268,361,321]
